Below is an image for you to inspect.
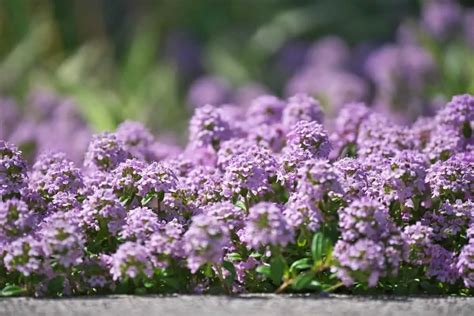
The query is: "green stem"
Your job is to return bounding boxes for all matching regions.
[275,278,292,294]
[325,282,344,293]
[243,195,250,215]
[215,265,231,295]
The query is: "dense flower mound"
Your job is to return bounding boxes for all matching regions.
[0,93,473,297]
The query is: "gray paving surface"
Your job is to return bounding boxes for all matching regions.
[1,294,473,316]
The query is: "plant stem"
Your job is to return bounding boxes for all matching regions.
[325,282,344,293]
[244,195,250,215]
[215,265,231,295]
[274,278,292,294]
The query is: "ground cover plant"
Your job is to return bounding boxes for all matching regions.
[0,92,472,297]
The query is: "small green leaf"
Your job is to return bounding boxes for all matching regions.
[143,281,154,289]
[270,256,286,285]
[250,252,262,258]
[222,261,236,282]
[292,272,315,290]
[141,192,155,205]
[311,232,332,263]
[256,265,271,276]
[47,276,65,295]
[226,252,242,262]
[289,258,312,274]
[1,285,26,297]
[234,200,246,211]
[156,191,165,202]
[462,121,472,139]
[296,231,307,247]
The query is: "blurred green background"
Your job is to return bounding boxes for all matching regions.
[0,0,473,135]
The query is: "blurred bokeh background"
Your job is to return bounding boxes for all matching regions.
[1,0,474,161]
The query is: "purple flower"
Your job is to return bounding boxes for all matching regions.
[286,68,368,111]
[39,213,85,269]
[241,202,293,248]
[0,198,37,239]
[0,98,19,140]
[435,94,473,136]
[283,191,322,232]
[424,127,467,161]
[282,93,324,128]
[187,76,230,108]
[333,198,407,287]
[80,254,114,289]
[330,102,371,154]
[426,154,473,200]
[217,138,257,169]
[245,95,285,126]
[137,161,178,199]
[246,123,286,153]
[147,219,185,267]
[410,116,437,150]
[79,188,126,236]
[222,147,278,198]
[422,0,461,38]
[364,44,434,116]
[148,140,182,161]
[110,241,153,280]
[202,202,244,230]
[111,158,146,198]
[296,160,343,201]
[465,9,474,47]
[31,152,84,199]
[179,166,223,208]
[332,239,388,287]
[3,235,44,276]
[305,36,350,69]
[334,158,368,200]
[280,121,331,174]
[84,132,128,171]
[120,207,162,243]
[183,213,230,273]
[50,192,81,213]
[232,83,269,107]
[115,120,155,161]
[403,222,434,265]
[338,198,399,242]
[457,240,474,288]
[370,150,429,207]
[426,244,458,283]
[0,141,28,199]
[188,104,232,150]
[421,200,472,241]
[357,114,414,158]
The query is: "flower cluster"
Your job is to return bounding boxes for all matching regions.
[0,92,472,297]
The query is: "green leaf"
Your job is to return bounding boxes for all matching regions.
[270,256,286,285]
[222,261,236,282]
[141,192,155,205]
[226,252,242,262]
[311,232,332,263]
[234,200,246,211]
[250,252,262,258]
[143,281,154,289]
[296,231,308,247]
[289,258,312,274]
[256,265,271,277]
[135,288,147,295]
[292,272,315,290]
[463,121,472,139]
[47,276,65,295]
[1,285,26,297]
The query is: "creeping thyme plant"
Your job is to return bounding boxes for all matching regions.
[0,92,472,297]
